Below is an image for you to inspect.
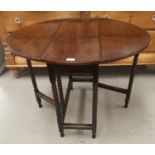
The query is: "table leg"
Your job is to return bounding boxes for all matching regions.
[92,69,99,138]
[57,74,73,122]
[64,75,73,119]
[47,65,64,137]
[69,75,73,90]
[98,54,139,108]
[124,54,139,108]
[47,64,99,138]
[26,59,42,108]
[57,75,65,121]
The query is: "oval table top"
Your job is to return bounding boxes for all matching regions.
[7,18,150,65]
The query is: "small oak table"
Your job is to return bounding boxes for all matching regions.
[7,18,150,138]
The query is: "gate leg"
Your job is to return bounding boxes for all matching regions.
[92,68,99,138]
[26,59,42,108]
[124,54,139,108]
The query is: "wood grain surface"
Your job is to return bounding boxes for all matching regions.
[7,18,150,65]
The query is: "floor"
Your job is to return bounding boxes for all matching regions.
[0,66,155,144]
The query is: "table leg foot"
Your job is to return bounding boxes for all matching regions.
[92,134,96,139]
[36,95,42,108]
[38,103,42,108]
[124,99,128,108]
[60,133,64,137]
[124,105,128,108]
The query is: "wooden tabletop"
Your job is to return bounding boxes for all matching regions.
[7,18,150,65]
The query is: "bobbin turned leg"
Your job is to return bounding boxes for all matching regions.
[26,59,42,108]
[57,75,66,121]
[124,54,139,108]
[47,65,64,137]
[53,77,64,137]
[47,64,99,138]
[92,69,99,138]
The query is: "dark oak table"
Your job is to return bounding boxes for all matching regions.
[7,18,150,138]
